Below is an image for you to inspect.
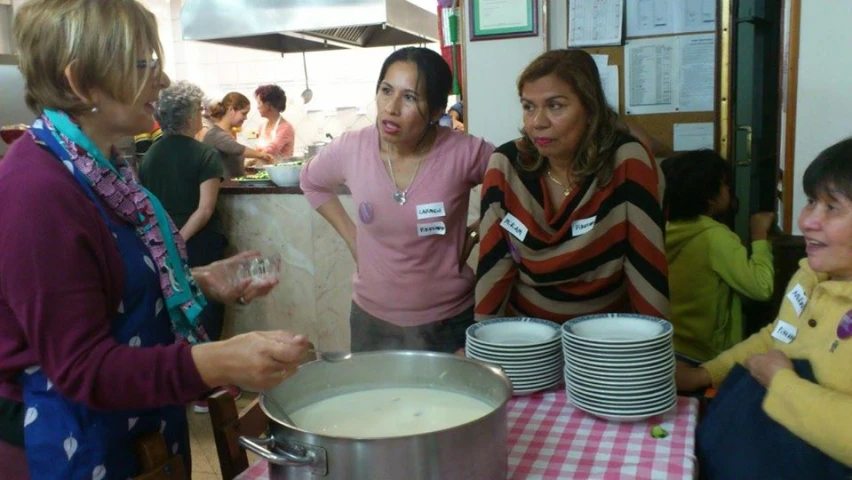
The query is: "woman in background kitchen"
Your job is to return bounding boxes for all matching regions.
[0,1,308,477]
[677,138,852,477]
[139,81,243,412]
[301,47,494,353]
[203,91,272,178]
[254,84,295,162]
[476,49,669,322]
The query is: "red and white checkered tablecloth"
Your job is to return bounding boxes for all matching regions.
[236,390,699,480]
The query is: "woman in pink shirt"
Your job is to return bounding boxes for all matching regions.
[300,47,494,353]
[254,84,295,162]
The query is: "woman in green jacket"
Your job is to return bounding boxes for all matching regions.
[663,149,775,363]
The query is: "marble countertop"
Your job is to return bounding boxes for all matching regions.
[220,181,349,195]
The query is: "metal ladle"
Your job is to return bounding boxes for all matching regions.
[308,349,352,363]
[267,350,352,427]
[300,51,313,104]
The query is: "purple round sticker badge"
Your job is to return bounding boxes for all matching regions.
[837,309,852,340]
[508,241,522,263]
[358,201,374,224]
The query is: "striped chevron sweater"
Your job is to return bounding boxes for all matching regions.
[475,137,669,323]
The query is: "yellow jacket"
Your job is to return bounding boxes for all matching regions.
[703,260,852,466]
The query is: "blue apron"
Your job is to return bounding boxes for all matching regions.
[697,360,851,479]
[19,124,190,479]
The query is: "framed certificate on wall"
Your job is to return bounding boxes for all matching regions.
[469,0,538,41]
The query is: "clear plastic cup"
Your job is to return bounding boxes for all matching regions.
[234,254,281,285]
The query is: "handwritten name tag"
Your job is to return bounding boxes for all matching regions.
[416,202,446,220]
[771,320,798,344]
[500,214,528,242]
[572,216,597,237]
[786,284,808,317]
[417,221,446,237]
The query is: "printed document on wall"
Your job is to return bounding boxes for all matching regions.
[626,0,716,38]
[568,0,624,47]
[678,33,715,112]
[624,34,716,115]
[673,123,714,151]
[601,65,620,113]
[624,37,676,114]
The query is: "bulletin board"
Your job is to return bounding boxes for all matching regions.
[580,44,718,154]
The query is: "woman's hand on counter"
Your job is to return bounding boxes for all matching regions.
[192,330,309,391]
[192,251,280,305]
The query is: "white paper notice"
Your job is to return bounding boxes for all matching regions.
[625,34,716,115]
[625,37,676,115]
[568,0,624,47]
[601,65,620,112]
[477,0,529,30]
[673,123,714,151]
[678,34,715,112]
[591,54,609,73]
[626,0,715,38]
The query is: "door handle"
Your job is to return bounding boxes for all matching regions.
[736,125,753,167]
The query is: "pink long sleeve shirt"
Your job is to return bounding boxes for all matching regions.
[300,125,494,327]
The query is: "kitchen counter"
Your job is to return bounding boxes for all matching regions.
[219,189,356,352]
[220,180,350,195]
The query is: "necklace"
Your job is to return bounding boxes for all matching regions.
[384,145,423,205]
[546,169,572,196]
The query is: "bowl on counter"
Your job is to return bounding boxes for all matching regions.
[262,158,304,187]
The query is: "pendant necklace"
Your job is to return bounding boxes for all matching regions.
[384,144,423,205]
[546,169,572,196]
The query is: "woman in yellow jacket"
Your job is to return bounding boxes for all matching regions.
[678,138,852,478]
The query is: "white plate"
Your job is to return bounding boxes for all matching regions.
[562,314,672,345]
[564,365,674,386]
[565,351,674,372]
[569,392,677,422]
[566,357,675,378]
[565,375,673,394]
[513,379,561,396]
[465,352,565,370]
[509,369,563,386]
[467,335,560,353]
[467,317,560,347]
[567,381,675,405]
[466,342,561,359]
[562,342,673,362]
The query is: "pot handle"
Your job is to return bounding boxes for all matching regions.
[238,435,327,475]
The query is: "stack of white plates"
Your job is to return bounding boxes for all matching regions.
[466,317,563,395]
[561,314,677,422]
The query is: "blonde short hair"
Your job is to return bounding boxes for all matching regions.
[13,0,164,115]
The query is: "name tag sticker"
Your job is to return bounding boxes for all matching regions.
[771,320,798,344]
[416,202,446,220]
[417,221,446,237]
[786,284,808,317]
[572,216,597,237]
[500,214,528,242]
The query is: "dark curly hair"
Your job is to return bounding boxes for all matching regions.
[662,149,733,221]
[254,84,287,112]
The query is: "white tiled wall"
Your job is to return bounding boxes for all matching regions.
[139,0,440,155]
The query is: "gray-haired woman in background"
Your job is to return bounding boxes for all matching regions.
[139,81,240,411]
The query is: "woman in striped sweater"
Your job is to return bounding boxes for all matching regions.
[475,49,669,323]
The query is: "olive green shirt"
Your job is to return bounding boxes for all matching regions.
[139,135,224,235]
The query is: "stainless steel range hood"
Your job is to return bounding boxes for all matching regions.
[180,0,438,53]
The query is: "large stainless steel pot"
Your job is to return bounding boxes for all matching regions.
[240,351,512,480]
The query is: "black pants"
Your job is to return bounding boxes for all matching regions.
[349,301,474,353]
[186,229,227,341]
